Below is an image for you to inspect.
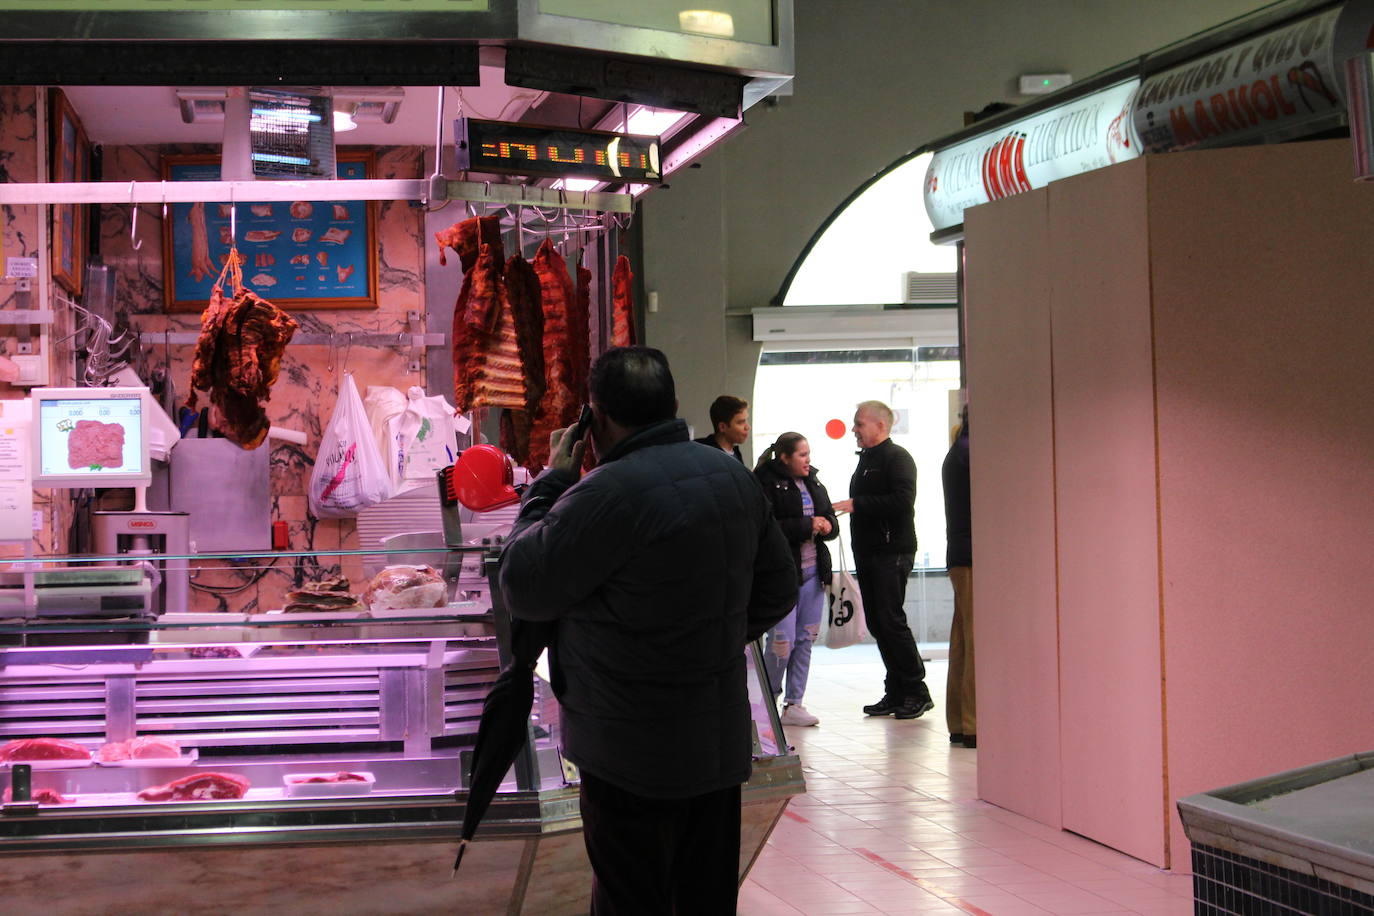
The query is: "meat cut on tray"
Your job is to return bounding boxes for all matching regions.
[98,736,182,763]
[289,772,369,784]
[67,420,125,470]
[137,772,249,802]
[0,737,92,762]
[3,787,73,804]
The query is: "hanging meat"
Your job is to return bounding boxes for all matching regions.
[466,244,526,411]
[569,253,591,406]
[443,217,510,413]
[498,255,545,467]
[528,239,579,470]
[187,256,299,450]
[612,255,636,348]
[435,214,501,270]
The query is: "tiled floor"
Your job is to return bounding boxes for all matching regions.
[741,645,1194,915]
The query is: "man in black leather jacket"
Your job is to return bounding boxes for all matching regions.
[833,400,934,720]
[499,347,797,915]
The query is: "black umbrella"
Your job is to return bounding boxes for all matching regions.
[453,617,554,874]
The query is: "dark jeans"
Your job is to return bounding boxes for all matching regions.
[855,551,930,701]
[579,770,742,916]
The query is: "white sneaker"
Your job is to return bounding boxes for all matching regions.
[780,704,820,727]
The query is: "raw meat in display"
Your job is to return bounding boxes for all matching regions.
[98,736,182,762]
[0,738,91,762]
[320,227,351,245]
[289,201,313,219]
[332,205,350,220]
[250,204,272,218]
[337,264,355,283]
[67,420,125,470]
[612,255,636,348]
[188,202,214,283]
[290,772,368,783]
[3,787,73,805]
[249,273,277,288]
[137,772,249,802]
[363,565,447,611]
[244,230,281,243]
[292,228,313,243]
[186,271,299,450]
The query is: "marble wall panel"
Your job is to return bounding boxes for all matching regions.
[98,144,430,611]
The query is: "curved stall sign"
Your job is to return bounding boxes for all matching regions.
[1132,7,1347,154]
[923,80,1140,231]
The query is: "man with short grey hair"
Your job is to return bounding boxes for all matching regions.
[833,400,933,719]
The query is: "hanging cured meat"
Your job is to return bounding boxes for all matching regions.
[569,254,591,407]
[498,255,545,467]
[443,217,512,414]
[528,239,579,470]
[187,255,299,450]
[435,214,501,270]
[612,255,636,348]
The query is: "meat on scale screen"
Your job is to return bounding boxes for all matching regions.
[37,396,145,477]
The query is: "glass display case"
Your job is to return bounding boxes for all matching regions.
[0,543,804,915]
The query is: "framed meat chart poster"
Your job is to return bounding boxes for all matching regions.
[161,152,378,312]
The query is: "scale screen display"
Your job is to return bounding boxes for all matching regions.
[36,396,145,480]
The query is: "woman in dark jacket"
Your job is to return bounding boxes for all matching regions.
[754,432,840,727]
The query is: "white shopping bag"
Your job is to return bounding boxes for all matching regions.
[309,373,392,518]
[385,386,458,494]
[824,532,869,649]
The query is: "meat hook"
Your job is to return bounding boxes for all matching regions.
[129,182,143,251]
[229,187,237,245]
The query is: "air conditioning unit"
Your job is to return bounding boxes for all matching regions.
[903,271,958,304]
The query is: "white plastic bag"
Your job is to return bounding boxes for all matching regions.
[385,386,457,494]
[362,385,406,467]
[824,531,869,649]
[309,373,392,518]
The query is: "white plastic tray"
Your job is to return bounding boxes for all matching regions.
[97,749,199,768]
[0,757,94,770]
[282,771,376,797]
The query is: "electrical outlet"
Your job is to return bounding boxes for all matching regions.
[11,354,47,386]
[406,310,421,324]
[408,359,422,373]
[15,341,33,355]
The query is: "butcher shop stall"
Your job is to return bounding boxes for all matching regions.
[0,3,798,913]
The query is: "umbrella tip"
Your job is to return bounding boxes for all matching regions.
[451,838,469,877]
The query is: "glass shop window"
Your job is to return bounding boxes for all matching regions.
[751,346,962,569]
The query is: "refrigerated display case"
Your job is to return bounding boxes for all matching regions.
[0,543,804,915]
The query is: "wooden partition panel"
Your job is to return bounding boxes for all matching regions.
[1147,141,1374,864]
[1047,160,1168,867]
[964,188,1063,828]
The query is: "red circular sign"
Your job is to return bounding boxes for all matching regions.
[825,419,847,440]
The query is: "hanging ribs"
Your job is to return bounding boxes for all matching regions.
[498,255,546,467]
[612,255,636,348]
[528,239,579,470]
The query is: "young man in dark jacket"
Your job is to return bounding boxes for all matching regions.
[833,400,934,719]
[499,347,797,915]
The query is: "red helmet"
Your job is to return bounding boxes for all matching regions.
[448,444,520,512]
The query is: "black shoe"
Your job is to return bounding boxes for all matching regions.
[863,696,901,716]
[949,733,964,744]
[893,698,934,720]
[962,734,977,748]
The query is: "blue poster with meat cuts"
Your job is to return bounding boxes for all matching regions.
[162,155,376,311]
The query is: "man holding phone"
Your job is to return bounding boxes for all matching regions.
[499,346,797,915]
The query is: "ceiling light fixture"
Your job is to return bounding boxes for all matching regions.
[333,109,358,132]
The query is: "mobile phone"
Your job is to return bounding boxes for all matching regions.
[569,404,593,444]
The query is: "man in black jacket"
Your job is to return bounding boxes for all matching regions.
[833,400,934,719]
[499,347,797,915]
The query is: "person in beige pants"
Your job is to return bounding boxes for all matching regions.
[942,408,975,748]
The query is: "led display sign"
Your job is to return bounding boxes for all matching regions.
[455,119,662,184]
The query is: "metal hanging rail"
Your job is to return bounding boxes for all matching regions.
[138,331,445,348]
[0,178,634,214]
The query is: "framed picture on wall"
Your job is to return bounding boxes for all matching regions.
[160,152,379,312]
[50,89,87,296]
